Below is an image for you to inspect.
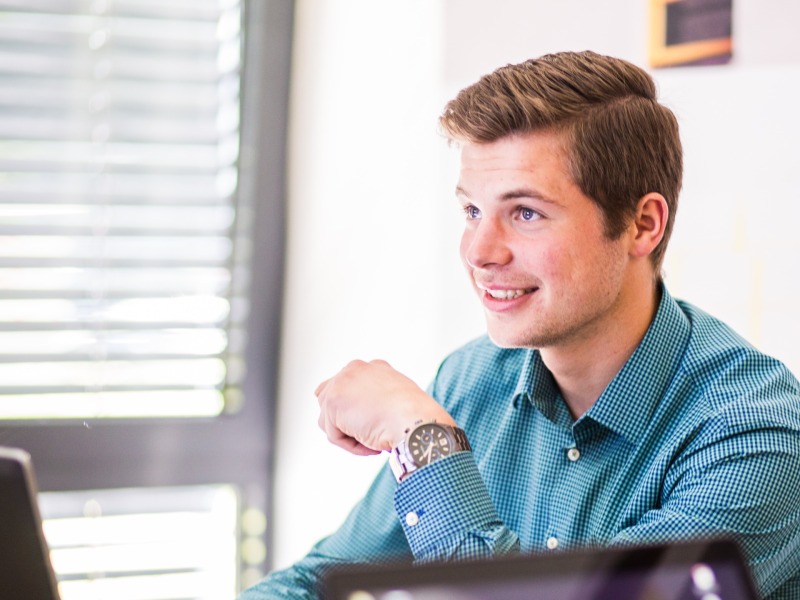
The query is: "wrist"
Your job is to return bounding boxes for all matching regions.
[392,410,457,446]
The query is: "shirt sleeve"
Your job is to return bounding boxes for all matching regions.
[239,454,522,599]
[387,347,521,563]
[237,466,411,600]
[238,344,521,597]
[394,450,520,562]
[610,417,800,599]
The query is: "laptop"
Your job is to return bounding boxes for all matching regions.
[324,538,759,600]
[0,447,62,600]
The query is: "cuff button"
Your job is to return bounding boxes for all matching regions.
[405,511,420,526]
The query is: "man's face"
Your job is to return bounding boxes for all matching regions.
[457,131,634,350]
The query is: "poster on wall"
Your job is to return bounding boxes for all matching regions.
[649,0,733,67]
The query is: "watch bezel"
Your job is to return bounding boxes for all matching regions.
[404,422,457,467]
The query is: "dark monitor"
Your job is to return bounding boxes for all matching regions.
[0,448,61,600]
[324,538,758,600]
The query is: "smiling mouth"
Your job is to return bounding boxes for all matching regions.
[481,287,537,300]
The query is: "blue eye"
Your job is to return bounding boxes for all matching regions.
[463,205,481,219]
[519,207,540,221]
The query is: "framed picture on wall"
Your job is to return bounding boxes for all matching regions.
[649,0,733,67]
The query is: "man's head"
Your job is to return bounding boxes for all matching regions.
[440,51,682,274]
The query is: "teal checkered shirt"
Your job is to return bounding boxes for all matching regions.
[241,288,800,599]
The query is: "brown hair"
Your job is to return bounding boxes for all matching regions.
[439,51,682,274]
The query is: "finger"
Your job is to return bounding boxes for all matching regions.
[314,378,331,397]
[352,445,381,457]
[333,433,382,456]
[323,417,381,456]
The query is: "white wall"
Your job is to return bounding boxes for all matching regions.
[273,0,453,569]
[272,0,800,570]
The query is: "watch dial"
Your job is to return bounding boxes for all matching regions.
[408,424,452,466]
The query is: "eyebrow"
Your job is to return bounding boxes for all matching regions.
[455,185,559,204]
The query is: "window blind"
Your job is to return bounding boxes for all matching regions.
[0,0,247,419]
[40,484,239,600]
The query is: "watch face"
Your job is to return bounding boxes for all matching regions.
[407,424,454,466]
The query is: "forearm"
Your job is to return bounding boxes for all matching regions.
[237,558,323,600]
[238,468,411,599]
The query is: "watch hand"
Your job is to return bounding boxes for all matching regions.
[422,443,433,463]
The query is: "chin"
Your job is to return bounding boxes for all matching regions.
[486,319,562,350]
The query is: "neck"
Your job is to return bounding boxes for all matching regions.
[540,280,661,420]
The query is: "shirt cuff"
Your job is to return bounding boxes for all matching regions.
[393,451,499,558]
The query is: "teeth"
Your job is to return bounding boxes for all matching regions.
[486,288,534,300]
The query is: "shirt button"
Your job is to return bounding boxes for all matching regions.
[567,447,581,462]
[546,536,559,550]
[405,512,420,526]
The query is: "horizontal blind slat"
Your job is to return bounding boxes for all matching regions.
[0,0,245,420]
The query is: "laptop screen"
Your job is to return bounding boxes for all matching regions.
[0,448,61,600]
[323,539,758,600]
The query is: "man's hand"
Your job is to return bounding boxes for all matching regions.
[315,359,456,456]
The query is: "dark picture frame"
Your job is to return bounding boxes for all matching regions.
[649,0,733,67]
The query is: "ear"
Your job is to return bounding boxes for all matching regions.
[628,193,668,259]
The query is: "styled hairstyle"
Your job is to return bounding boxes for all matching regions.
[439,51,682,274]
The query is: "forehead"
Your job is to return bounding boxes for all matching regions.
[457,131,574,193]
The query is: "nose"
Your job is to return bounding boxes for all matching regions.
[461,217,512,269]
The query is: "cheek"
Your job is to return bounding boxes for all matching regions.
[531,243,572,284]
[539,227,603,281]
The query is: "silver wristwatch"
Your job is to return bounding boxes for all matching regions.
[388,421,471,483]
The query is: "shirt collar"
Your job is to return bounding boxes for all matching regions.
[513,346,571,428]
[513,285,691,442]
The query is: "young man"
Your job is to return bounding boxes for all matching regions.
[241,51,800,599]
